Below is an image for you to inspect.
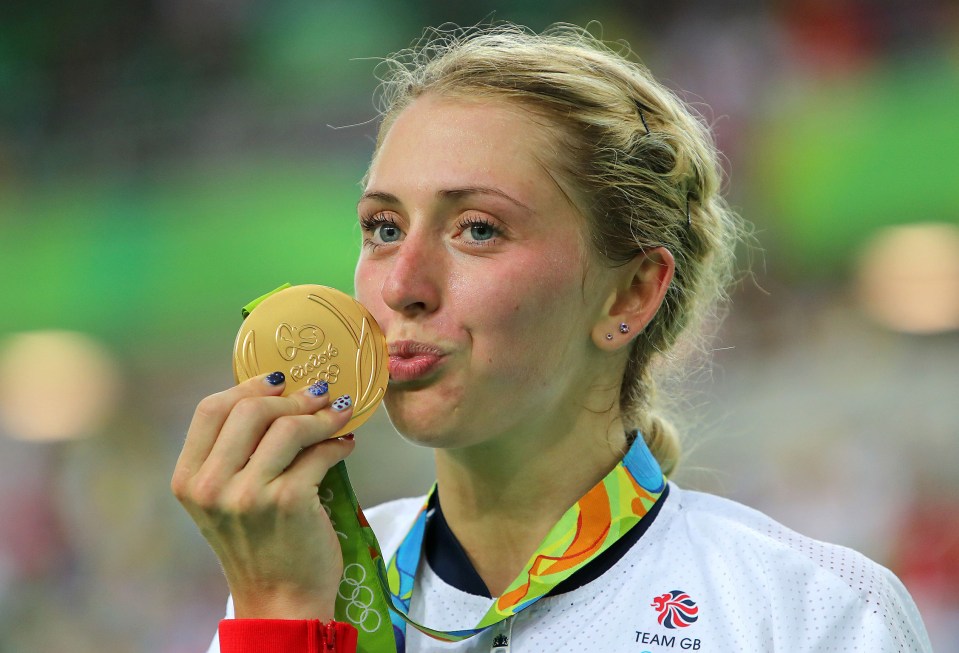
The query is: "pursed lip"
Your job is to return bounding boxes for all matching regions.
[387,340,449,382]
[388,340,448,358]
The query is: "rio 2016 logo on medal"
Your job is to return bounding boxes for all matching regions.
[233,284,388,438]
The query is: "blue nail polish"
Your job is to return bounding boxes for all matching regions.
[332,395,352,411]
[307,380,329,397]
[265,371,285,386]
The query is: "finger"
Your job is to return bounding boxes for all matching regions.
[174,372,287,485]
[242,393,354,483]
[267,433,357,508]
[204,382,338,480]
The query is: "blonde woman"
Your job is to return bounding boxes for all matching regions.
[173,24,932,653]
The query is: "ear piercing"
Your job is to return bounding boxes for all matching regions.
[606,323,630,340]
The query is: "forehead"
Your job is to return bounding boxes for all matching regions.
[366,95,566,210]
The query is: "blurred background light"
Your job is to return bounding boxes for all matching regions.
[855,223,959,334]
[0,331,120,441]
[756,57,959,277]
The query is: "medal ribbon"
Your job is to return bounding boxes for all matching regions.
[318,436,667,652]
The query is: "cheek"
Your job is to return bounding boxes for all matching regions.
[354,260,386,318]
[461,257,587,375]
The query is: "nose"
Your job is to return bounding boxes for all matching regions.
[380,231,443,317]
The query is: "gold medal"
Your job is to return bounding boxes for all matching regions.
[232,284,388,437]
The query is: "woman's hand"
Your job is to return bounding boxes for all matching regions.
[171,373,355,620]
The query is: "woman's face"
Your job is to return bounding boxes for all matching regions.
[354,95,615,449]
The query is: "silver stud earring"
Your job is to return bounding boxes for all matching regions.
[619,323,630,334]
[605,333,613,341]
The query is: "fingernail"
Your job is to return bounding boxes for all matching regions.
[306,380,329,397]
[331,395,352,412]
[265,371,285,386]
[339,433,355,441]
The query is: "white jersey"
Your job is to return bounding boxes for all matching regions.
[370,484,931,653]
[207,483,932,653]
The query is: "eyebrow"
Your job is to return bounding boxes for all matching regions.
[358,186,533,214]
[358,190,400,205]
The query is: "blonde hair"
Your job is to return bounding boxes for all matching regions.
[368,23,743,476]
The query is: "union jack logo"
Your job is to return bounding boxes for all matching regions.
[651,590,699,629]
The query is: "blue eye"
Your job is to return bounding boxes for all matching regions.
[378,223,402,242]
[457,216,501,245]
[359,213,404,250]
[469,223,495,241]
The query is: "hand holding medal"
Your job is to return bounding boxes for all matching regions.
[171,284,388,625]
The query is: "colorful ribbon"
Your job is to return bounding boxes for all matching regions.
[318,436,666,652]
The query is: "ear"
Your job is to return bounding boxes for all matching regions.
[591,246,675,351]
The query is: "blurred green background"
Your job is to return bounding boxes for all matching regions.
[1,1,958,651]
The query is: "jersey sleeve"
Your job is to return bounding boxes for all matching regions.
[218,619,358,653]
[203,595,359,653]
[857,566,934,653]
[785,554,934,653]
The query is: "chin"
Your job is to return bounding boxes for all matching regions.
[382,394,473,450]
[383,391,439,437]
[385,407,453,448]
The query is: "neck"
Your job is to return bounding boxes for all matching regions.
[433,405,629,596]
